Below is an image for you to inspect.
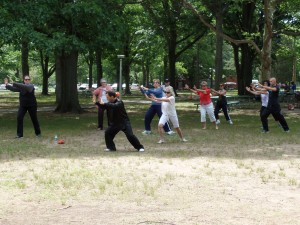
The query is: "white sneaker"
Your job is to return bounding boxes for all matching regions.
[139,148,145,152]
[142,130,151,135]
[167,131,175,135]
[216,119,220,125]
[157,140,165,144]
[104,148,115,152]
[229,120,233,125]
[181,138,188,142]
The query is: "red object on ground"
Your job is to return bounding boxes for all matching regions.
[57,139,65,144]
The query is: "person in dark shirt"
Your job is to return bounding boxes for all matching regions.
[95,91,144,152]
[4,75,41,138]
[258,77,289,133]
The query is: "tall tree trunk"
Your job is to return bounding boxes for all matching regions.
[240,44,254,94]
[168,28,177,94]
[41,52,49,95]
[96,50,103,87]
[55,51,82,113]
[21,40,29,77]
[88,51,94,88]
[214,0,223,89]
[261,0,275,80]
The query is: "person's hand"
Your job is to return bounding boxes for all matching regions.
[245,87,250,92]
[193,85,197,90]
[184,84,189,89]
[4,78,8,85]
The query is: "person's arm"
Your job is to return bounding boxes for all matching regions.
[12,83,34,93]
[4,78,20,92]
[184,84,197,94]
[150,95,170,103]
[257,83,277,92]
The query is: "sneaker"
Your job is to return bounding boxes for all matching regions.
[15,136,23,139]
[261,130,269,134]
[181,138,188,142]
[97,127,103,131]
[104,148,116,152]
[229,120,233,125]
[284,130,290,133]
[142,130,151,135]
[167,131,175,135]
[216,119,220,125]
[139,148,145,152]
[36,134,42,138]
[215,126,219,130]
[157,140,165,144]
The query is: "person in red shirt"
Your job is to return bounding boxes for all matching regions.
[185,81,218,130]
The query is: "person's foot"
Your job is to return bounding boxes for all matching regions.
[216,119,220,125]
[284,129,290,133]
[97,127,103,131]
[157,139,165,144]
[228,120,233,125]
[36,134,42,138]
[167,131,175,135]
[139,148,145,152]
[15,136,23,139]
[202,127,206,130]
[142,130,151,135]
[215,126,219,130]
[104,148,116,152]
[181,138,188,142]
[261,130,269,133]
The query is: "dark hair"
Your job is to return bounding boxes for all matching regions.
[263,80,270,86]
[106,91,116,97]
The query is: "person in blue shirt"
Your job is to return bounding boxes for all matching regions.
[140,79,173,135]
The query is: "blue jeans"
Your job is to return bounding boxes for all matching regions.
[144,104,171,132]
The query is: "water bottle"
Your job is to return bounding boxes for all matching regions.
[54,135,58,144]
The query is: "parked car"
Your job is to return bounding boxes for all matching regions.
[78,83,89,90]
[92,83,98,89]
[130,83,140,90]
[111,83,127,90]
[0,84,6,90]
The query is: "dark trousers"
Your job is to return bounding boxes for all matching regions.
[261,107,289,131]
[144,105,171,132]
[105,120,144,151]
[214,102,230,121]
[97,107,108,129]
[17,105,41,137]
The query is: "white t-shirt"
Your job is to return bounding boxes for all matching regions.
[101,90,108,103]
[261,92,269,107]
[161,96,177,117]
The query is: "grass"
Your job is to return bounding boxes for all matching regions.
[0,90,299,224]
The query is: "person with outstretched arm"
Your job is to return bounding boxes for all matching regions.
[4,75,41,138]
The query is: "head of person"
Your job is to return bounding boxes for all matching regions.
[164,87,173,96]
[219,83,225,89]
[263,80,270,86]
[153,79,160,88]
[106,91,117,102]
[201,81,208,88]
[24,75,31,84]
[100,78,107,87]
[164,78,170,86]
[269,77,277,86]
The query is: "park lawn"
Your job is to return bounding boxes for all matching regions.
[0,93,299,225]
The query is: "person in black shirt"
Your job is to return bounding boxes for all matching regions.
[4,75,41,138]
[211,83,233,125]
[95,91,144,152]
[258,77,289,133]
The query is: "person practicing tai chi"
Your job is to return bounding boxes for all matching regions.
[94,91,145,152]
[185,81,218,130]
[92,78,112,130]
[211,83,233,125]
[139,79,174,135]
[256,77,289,133]
[4,76,41,138]
[147,87,187,144]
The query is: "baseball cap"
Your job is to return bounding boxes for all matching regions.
[100,78,107,83]
[164,78,170,82]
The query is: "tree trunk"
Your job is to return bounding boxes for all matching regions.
[21,40,29,77]
[96,50,103,87]
[168,28,177,95]
[55,51,82,113]
[214,0,223,89]
[41,54,49,95]
[261,0,275,80]
[88,51,94,88]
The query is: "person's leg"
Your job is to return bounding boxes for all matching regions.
[222,104,231,122]
[200,105,207,129]
[104,126,119,150]
[207,103,218,129]
[97,107,104,129]
[123,121,144,149]
[17,106,27,137]
[272,110,289,131]
[157,114,168,143]
[154,105,171,132]
[28,105,41,136]
[261,108,271,132]
[144,106,155,131]
[214,103,220,120]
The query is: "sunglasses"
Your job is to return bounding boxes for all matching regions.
[165,91,171,94]
[24,78,31,80]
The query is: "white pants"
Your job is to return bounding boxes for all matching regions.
[159,114,179,128]
[200,102,216,122]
